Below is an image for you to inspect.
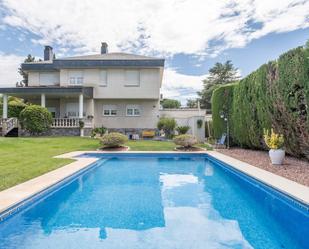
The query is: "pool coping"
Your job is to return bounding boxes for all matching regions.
[0,150,308,217]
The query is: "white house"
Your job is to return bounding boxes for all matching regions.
[0,43,165,136]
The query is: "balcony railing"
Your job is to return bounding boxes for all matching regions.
[51,118,93,128]
[51,118,79,128]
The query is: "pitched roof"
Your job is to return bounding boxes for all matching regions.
[58,52,163,61]
[22,52,164,71]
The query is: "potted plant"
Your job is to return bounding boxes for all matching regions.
[263,129,285,165]
[197,119,203,129]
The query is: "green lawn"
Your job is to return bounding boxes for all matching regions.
[0,137,211,191]
[0,137,98,191]
[126,140,175,151]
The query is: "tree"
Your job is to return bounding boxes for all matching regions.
[157,117,177,138]
[18,54,35,86]
[197,60,239,109]
[161,98,181,109]
[186,99,198,108]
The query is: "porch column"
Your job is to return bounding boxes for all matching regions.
[41,93,46,107]
[79,93,83,118]
[2,94,8,119]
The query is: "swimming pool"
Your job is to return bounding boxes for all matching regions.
[0,153,308,249]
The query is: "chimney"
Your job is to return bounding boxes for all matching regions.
[44,46,53,61]
[101,42,108,54]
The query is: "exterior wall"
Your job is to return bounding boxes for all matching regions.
[159,108,206,118]
[94,99,159,129]
[59,68,160,99]
[159,108,206,142]
[188,116,205,142]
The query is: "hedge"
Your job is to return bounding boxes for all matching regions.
[0,102,27,118]
[212,44,309,159]
[211,83,236,139]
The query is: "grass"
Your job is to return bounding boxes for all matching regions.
[0,137,98,191]
[126,140,175,151]
[0,137,211,191]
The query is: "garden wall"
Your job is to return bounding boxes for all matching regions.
[212,44,309,159]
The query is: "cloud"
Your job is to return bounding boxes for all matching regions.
[162,68,207,104]
[0,52,23,86]
[0,0,308,101]
[1,0,308,57]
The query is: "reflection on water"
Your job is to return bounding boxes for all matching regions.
[0,156,305,249]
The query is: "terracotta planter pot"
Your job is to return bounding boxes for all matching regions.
[269,149,285,165]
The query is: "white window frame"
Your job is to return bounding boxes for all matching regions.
[126,105,141,116]
[103,105,117,116]
[68,71,84,86]
[99,70,108,87]
[124,70,140,87]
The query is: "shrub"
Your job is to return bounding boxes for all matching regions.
[79,120,85,129]
[0,102,27,118]
[100,132,128,148]
[157,117,177,139]
[19,105,52,134]
[173,134,198,148]
[176,126,190,134]
[91,126,107,137]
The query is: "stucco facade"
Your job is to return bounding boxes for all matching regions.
[0,44,164,132]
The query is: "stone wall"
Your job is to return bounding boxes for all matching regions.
[19,128,93,137]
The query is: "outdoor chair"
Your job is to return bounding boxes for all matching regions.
[214,133,227,149]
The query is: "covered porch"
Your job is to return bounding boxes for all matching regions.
[0,87,94,129]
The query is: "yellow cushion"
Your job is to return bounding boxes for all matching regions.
[142,130,155,137]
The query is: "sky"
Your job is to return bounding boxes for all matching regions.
[0,0,308,104]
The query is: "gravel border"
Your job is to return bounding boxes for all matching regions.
[217,148,309,187]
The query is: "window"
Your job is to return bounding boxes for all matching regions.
[103,105,117,116]
[125,70,140,86]
[68,71,83,85]
[66,103,79,117]
[39,72,59,86]
[100,70,107,86]
[126,105,141,116]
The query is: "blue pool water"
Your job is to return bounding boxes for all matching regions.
[0,154,308,249]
